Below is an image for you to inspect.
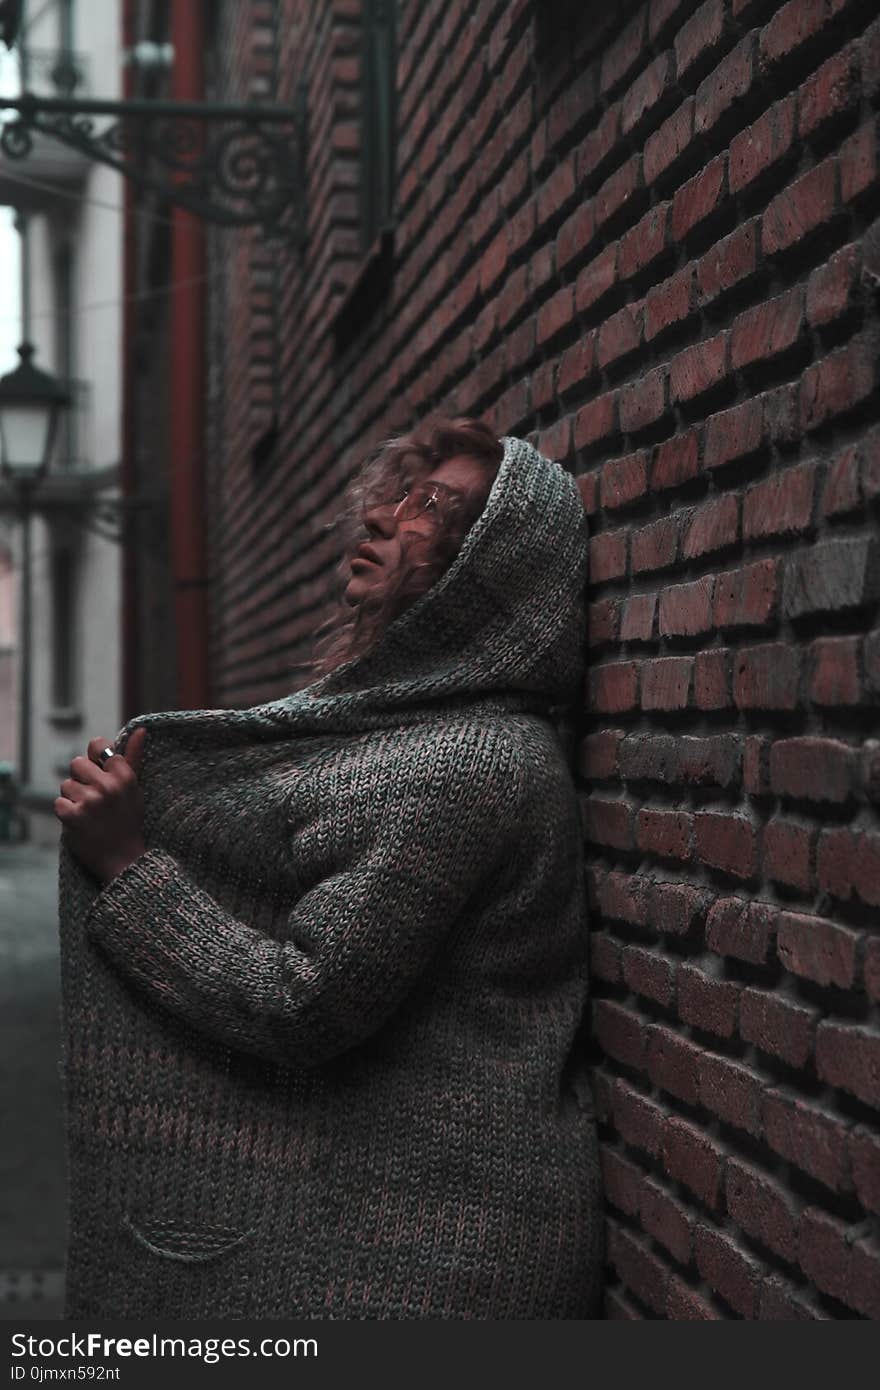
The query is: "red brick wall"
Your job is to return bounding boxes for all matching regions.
[205,0,880,1317]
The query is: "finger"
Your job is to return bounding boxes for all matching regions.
[54,797,77,823]
[87,735,116,766]
[58,778,90,804]
[68,755,106,787]
[121,726,147,778]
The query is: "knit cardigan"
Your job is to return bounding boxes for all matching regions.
[57,435,602,1320]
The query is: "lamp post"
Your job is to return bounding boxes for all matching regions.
[0,342,70,802]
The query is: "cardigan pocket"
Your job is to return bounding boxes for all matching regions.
[121,1212,257,1264]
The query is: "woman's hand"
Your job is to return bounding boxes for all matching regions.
[54,727,149,883]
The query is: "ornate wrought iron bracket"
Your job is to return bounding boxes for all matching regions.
[0,88,308,245]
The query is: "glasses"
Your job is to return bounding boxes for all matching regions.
[361,479,463,527]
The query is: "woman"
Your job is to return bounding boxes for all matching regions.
[55,418,602,1319]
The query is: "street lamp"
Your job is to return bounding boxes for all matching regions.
[0,341,70,482]
[0,340,70,805]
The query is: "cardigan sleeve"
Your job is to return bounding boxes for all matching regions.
[83,727,527,1068]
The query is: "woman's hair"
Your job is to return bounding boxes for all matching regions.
[295,416,504,684]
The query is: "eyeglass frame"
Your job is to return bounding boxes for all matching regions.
[362,478,466,526]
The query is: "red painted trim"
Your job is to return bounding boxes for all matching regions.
[169,0,210,708]
[120,0,139,720]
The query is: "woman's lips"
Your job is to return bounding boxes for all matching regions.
[352,544,381,567]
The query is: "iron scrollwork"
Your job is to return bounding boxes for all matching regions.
[0,91,308,245]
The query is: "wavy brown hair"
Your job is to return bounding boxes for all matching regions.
[294,416,504,684]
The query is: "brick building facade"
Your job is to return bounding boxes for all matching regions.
[126,0,880,1318]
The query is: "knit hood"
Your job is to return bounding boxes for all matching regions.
[114,436,589,750]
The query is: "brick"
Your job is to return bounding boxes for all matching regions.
[637,808,693,861]
[850,1127,880,1215]
[640,1178,693,1265]
[600,1144,642,1218]
[579,730,623,781]
[670,333,728,403]
[619,365,666,433]
[729,96,796,194]
[817,828,880,907]
[619,203,668,280]
[798,1207,852,1306]
[640,655,692,710]
[762,1089,851,1193]
[866,937,880,1004]
[714,559,778,630]
[666,1276,722,1320]
[706,897,777,966]
[678,734,741,790]
[556,201,596,273]
[600,450,647,510]
[607,1220,669,1316]
[584,795,635,852]
[696,812,757,880]
[631,515,678,574]
[850,1239,880,1321]
[662,1115,725,1209]
[821,445,860,519]
[697,36,756,139]
[866,628,880,694]
[647,881,706,938]
[806,243,860,328]
[575,391,619,451]
[744,464,814,540]
[536,285,574,347]
[783,536,879,619]
[593,998,646,1071]
[682,494,739,560]
[800,337,876,432]
[677,962,739,1038]
[659,576,714,638]
[597,303,644,370]
[759,1277,827,1322]
[759,0,828,69]
[740,989,819,1068]
[651,430,699,491]
[694,1227,761,1317]
[647,1024,702,1105]
[557,335,597,396]
[762,158,837,257]
[621,944,675,1007]
[703,397,764,470]
[644,97,694,185]
[622,51,672,137]
[645,266,693,341]
[588,598,619,646]
[590,661,639,713]
[777,910,859,990]
[762,382,799,444]
[764,820,814,893]
[672,155,726,243]
[734,643,800,709]
[595,154,642,231]
[590,932,621,984]
[600,7,647,96]
[840,119,877,204]
[816,1021,880,1108]
[731,286,803,371]
[620,592,656,642]
[604,1288,641,1320]
[612,1078,666,1157]
[595,869,649,926]
[695,648,731,710]
[769,736,856,804]
[743,735,770,795]
[726,1158,799,1264]
[589,527,628,582]
[575,244,618,313]
[576,105,620,184]
[698,1052,763,1136]
[675,0,724,80]
[620,732,680,783]
[696,219,758,304]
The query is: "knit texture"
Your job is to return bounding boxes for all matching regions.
[57,436,602,1319]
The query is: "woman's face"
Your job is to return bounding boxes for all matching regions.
[343,453,490,607]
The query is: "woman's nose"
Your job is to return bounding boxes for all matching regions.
[363,501,400,538]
